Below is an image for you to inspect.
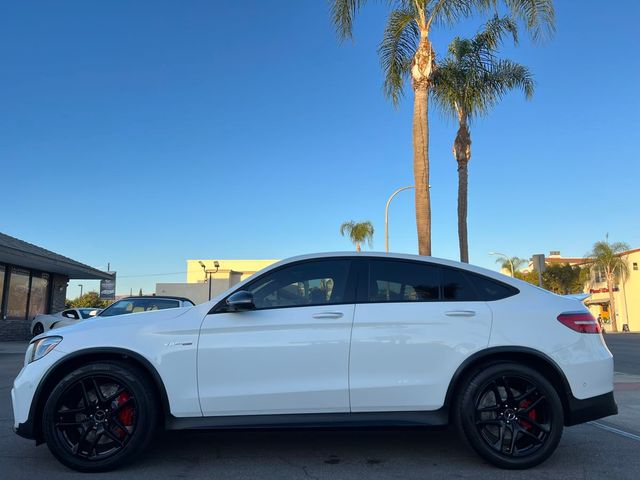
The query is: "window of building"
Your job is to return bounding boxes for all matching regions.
[634,262,638,271]
[6,268,30,320]
[594,269,605,283]
[0,265,5,313]
[28,273,49,321]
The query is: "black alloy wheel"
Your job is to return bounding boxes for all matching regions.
[53,375,137,459]
[455,362,564,469]
[43,362,157,472]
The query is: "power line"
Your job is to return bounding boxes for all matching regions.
[116,271,188,279]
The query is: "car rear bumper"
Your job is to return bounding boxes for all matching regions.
[565,390,617,426]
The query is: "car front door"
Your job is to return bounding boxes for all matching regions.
[349,259,493,412]
[198,258,356,417]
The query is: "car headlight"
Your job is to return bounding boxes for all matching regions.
[25,336,62,365]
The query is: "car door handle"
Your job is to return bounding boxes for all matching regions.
[312,311,344,319]
[445,310,476,317]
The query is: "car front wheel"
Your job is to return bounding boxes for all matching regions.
[42,361,158,472]
[454,362,564,469]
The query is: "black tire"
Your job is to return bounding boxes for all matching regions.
[454,362,564,469]
[42,361,158,472]
[32,323,44,336]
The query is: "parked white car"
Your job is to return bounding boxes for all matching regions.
[12,252,616,472]
[30,308,101,336]
[34,296,195,336]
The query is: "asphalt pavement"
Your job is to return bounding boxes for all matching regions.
[1,338,639,479]
[604,333,640,375]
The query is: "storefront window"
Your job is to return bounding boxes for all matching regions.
[28,273,50,320]
[6,269,30,320]
[0,265,5,311]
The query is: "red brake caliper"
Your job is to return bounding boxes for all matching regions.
[116,392,134,438]
[519,399,537,430]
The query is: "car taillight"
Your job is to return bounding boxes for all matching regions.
[557,312,601,334]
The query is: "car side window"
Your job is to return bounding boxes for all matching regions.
[442,267,478,301]
[62,310,79,319]
[368,260,439,302]
[247,260,352,310]
[466,272,519,301]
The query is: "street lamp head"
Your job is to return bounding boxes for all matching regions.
[198,261,206,270]
[214,261,220,268]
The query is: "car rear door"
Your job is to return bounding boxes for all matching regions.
[349,259,492,412]
[197,258,356,417]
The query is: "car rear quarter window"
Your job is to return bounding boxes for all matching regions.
[442,267,478,301]
[466,272,518,301]
[368,260,439,302]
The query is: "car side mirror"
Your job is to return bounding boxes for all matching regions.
[226,291,255,311]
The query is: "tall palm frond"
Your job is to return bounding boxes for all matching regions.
[379,7,420,105]
[431,16,534,121]
[340,220,375,248]
[586,240,631,281]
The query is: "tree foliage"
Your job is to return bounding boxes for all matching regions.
[431,15,534,121]
[585,239,630,283]
[330,0,554,105]
[340,220,375,251]
[66,291,111,309]
[495,256,527,273]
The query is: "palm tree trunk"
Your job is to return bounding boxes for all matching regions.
[607,272,618,332]
[411,36,434,256]
[453,118,471,263]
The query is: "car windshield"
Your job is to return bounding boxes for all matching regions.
[78,309,98,319]
[99,298,180,317]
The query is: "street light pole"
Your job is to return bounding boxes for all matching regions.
[489,252,514,277]
[205,261,220,301]
[385,186,415,253]
[78,284,84,298]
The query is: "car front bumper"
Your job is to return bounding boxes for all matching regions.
[12,349,67,441]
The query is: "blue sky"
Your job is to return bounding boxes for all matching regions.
[1,0,639,298]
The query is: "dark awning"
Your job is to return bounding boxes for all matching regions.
[0,232,112,280]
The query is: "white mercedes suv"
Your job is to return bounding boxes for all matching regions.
[12,253,616,471]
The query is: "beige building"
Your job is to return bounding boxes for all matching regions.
[157,259,278,304]
[521,250,640,332]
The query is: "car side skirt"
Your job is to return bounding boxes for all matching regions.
[166,409,450,431]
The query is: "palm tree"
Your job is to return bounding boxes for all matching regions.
[494,255,527,276]
[330,1,554,256]
[431,16,534,263]
[340,220,374,252]
[586,238,630,332]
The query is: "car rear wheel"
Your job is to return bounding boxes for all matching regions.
[454,362,564,469]
[42,361,158,472]
[32,323,44,336]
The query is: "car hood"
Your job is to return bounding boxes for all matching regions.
[36,305,196,340]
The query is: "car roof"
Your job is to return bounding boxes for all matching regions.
[265,252,521,286]
[116,295,194,303]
